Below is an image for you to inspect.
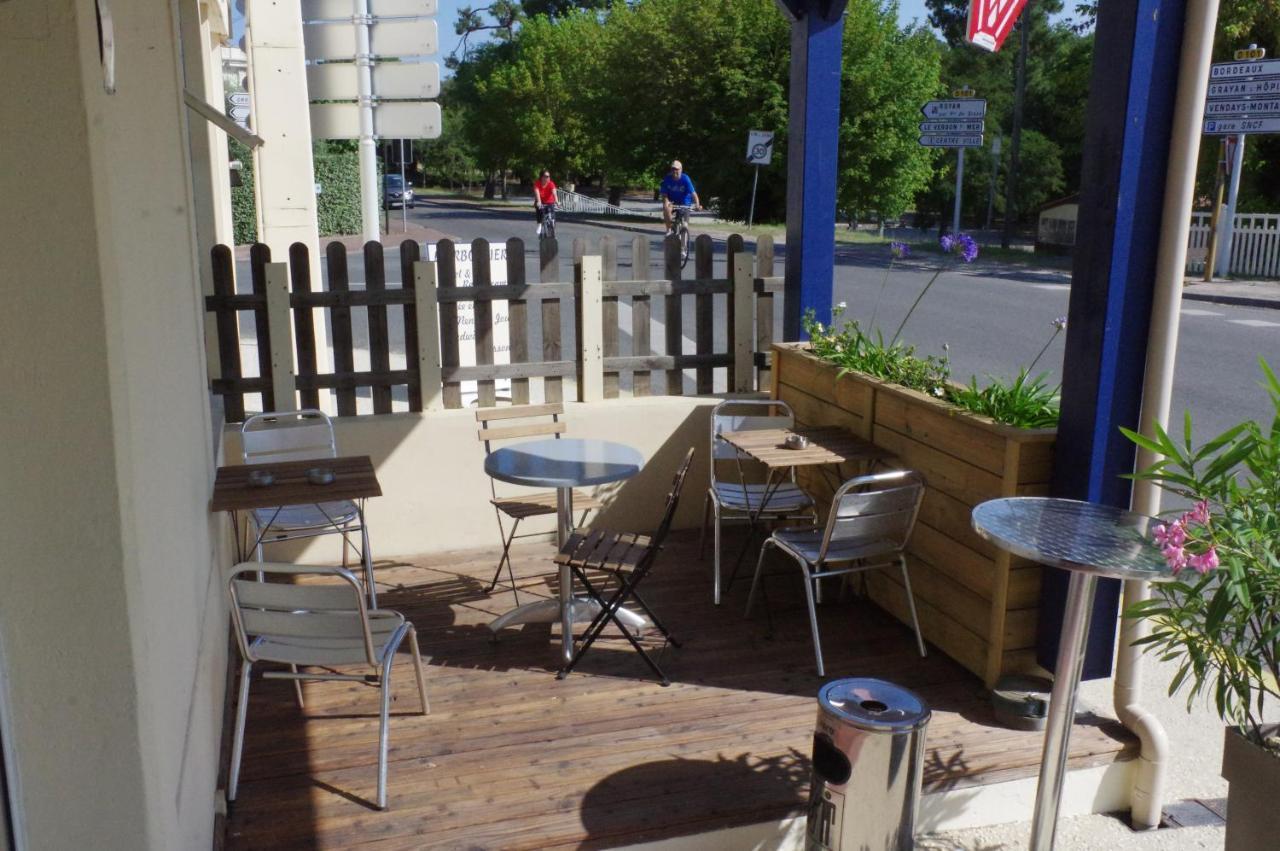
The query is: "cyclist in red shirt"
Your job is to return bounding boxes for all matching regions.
[533,170,558,236]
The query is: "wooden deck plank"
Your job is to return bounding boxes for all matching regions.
[225,531,1136,850]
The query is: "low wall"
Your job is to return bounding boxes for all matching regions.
[221,395,726,560]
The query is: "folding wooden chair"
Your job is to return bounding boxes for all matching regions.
[476,403,603,601]
[555,448,695,686]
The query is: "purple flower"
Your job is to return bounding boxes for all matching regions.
[1186,500,1211,527]
[891,241,910,260]
[1153,520,1186,549]
[939,234,955,254]
[957,234,979,263]
[1188,547,1220,574]
[1052,316,1068,331]
[1162,544,1188,574]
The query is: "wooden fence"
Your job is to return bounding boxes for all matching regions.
[205,234,784,421]
[1187,212,1280,278]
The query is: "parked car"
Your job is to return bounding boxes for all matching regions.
[383,174,415,209]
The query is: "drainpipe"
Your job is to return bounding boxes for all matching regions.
[1119,0,1219,830]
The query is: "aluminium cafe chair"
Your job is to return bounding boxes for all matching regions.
[699,399,817,605]
[476,403,602,601]
[225,562,429,810]
[240,409,377,606]
[746,470,928,677]
[555,448,695,686]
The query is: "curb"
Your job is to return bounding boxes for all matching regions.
[1181,290,1280,310]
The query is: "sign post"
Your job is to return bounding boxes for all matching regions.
[745,129,774,227]
[920,89,985,234]
[1202,45,1276,278]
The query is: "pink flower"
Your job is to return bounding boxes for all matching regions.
[1162,544,1188,574]
[1189,547,1220,574]
[1187,500,1212,527]
[1153,520,1186,549]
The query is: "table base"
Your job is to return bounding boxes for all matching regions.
[488,595,650,663]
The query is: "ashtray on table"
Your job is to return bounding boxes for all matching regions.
[247,470,275,488]
[306,467,336,485]
[783,434,810,450]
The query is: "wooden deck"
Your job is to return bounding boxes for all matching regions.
[223,531,1136,850]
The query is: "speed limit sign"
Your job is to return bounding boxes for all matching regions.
[746,130,775,165]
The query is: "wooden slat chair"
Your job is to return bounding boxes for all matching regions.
[225,562,429,810]
[745,470,928,677]
[555,448,695,686]
[476,403,602,601]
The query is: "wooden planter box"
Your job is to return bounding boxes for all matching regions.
[772,343,1057,686]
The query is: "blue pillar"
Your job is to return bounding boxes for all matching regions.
[777,0,847,341]
[1040,0,1188,679]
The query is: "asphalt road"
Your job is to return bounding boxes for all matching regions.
[236,197,1280,445]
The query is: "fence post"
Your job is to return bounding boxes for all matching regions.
[264,261,297,411]
[576,254,604,403]
[732,253,755,393]
[414,260,444,412]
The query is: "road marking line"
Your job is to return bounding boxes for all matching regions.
[1180,308,1223,317]
[1227,318,1280,328]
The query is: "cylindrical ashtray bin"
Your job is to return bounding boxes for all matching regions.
[805,678,931,850]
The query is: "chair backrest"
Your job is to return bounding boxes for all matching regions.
[709,400,795,477]
[226,563,379,667]
[242,409,338,466]
[476,402,567,455]
[818,470,925,562]
[651,448,696,551]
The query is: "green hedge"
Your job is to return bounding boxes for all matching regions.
[226,139,370,242]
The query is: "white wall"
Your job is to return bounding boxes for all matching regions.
[0,1,228,847]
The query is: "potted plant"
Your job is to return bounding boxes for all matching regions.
[1123,359,1280,849]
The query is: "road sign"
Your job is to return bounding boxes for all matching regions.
[919,120,984,133]
[918,134,984,148]
[228,91,251,108]
[1208,78,1280,99]
[229,105,251,123]
[310,100,441,139]
[303,18,437,60]
[966,0,1028,53]
[921,99,987,119]
[1204,97,1280,117]
[1209,59,1280,80]
[307,61,440,100]
[1235,46,1267,61]
[303,0,437,19]
[745,130,774,165]
[1204,117,1280,135]
[952,86,976,98]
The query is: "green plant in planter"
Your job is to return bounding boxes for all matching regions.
[1122,359,1280,749]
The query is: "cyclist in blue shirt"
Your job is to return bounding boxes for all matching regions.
[659,160,701,236]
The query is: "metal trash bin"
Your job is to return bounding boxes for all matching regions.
[805,678,931,851]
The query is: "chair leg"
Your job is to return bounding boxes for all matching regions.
[799,561,826,677]
[698,492,711,561]
[712,503,723,605]
[227,660,253,802]
[745,539,775,618]
[627,585,681,648]
[487,511,521,604]
[561,569,670,686]
[898,558,928,657]
[290,664,305,709]
[376,652,396,810]
[360,510,378,610]
[408,625,430,714]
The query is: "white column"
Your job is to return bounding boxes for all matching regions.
[356,0,381,242]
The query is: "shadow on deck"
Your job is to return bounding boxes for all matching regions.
[224,530,1136,850]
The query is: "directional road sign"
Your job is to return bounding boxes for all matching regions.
[1209,59,1280,80]
[311,101,441,139]
[228,91,251,108]
[966,0,1028,53]
[919,120,984,134]
[303,0,437,19]
[921,99,987,119]
[307,61,440,100]
[1204,117,1280,135]
[1204,97,1280,117]
[303,18,437,60]
[1209,78,1280,99]
[918,134,984,148]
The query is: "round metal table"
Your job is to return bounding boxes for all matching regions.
[971,497,1174,851]
[485,438,645,663]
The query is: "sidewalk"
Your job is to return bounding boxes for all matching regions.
[1181,277,1280,309]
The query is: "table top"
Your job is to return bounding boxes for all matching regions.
[718,426,887,469]
[971,497,1174,582]
[211,455,381,512]
[485,438,644,489]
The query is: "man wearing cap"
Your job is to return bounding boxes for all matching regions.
[659,160,701,236]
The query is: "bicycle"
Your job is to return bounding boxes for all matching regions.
[537,204,557,241]
[669,204,693,268]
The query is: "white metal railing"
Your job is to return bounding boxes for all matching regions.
[555,189,661,218]
[1186,212,1280,278]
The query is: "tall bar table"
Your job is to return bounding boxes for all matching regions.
[971,497,1173,851]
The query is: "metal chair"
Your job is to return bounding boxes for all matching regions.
[555,448,695,686]
[699,399,817,605]
[746,470,928,677]
[476,403,602,601]
[225,562,429,810]
[241,409,377,606]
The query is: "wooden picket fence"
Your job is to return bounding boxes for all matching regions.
[205,234,783,422]
[1186,212,1280,278]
